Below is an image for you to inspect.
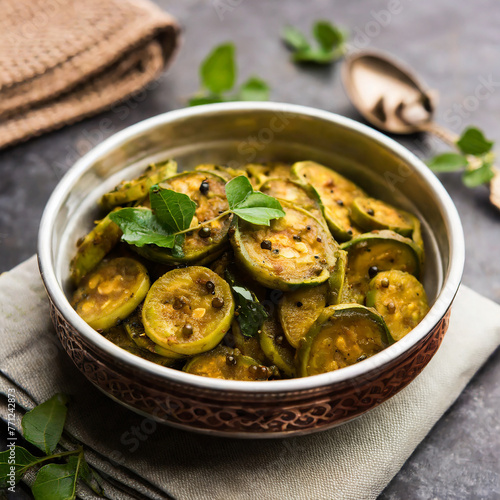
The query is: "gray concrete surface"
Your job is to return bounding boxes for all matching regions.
[1,0,499,498]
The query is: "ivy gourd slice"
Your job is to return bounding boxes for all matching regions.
[404,212,425,266]
[259,177,326,223]
[245,162,292,188]
[350,197,414,237]
[340,230,422,304]
[229,319,267,364]
[124,310,183,359]
[194,163,248,181]
[71,257,150,331]
[291,161,366,241]
[142,267,234,356]
[328,249,347,305]
[133,171,232,265]
[278,283,328,349]
[70,211,122,285]
[297,304,393,377]
[366,270,429,341]
[104,326,176,367]
[183,345,273,380]
[230,201,339,291]
[99,159,177,209]
[258,315,296,377]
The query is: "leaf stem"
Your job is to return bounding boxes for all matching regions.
[71,448,84,498]
[173,210,233,236]
[16,448,81,475]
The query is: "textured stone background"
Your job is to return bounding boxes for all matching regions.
[1,0,499,498]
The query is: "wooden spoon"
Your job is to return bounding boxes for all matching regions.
[341,50,500,209]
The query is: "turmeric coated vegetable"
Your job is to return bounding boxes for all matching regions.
[71,158,429,380]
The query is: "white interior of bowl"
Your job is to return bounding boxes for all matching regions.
[38,102,465,393]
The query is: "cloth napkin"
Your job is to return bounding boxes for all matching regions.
[1,256,500,500]
[0,0,179,150]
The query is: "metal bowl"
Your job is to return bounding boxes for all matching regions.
[38,102,464,438]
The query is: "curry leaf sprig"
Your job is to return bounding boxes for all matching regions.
[109,176,285,252]
[0,394,105,499]
[189,43,270,106]
[427,126,496,187]
[282,20,348,64]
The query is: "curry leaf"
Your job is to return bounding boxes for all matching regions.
[292,47,345,64]
[282,25,310,51]
[77,457,105,496]
[456,127,494,155]
[238,77,270,101]
[462,161,495,188]
[225,270,268,337]
[232,192,285,225]
[150,186,196,233]
[0,447,40,487]
[201,43,236,94]
[427,152,468,172]
[313,20,344,51]
[225,175,253,208]
[188,95,226,107]
[189,43,270,106]
[21,394,68,455]
[226,177,285,225]
[32,454,82,500]
[232,207,285,225]
[282,20,347,64]
[109,208,176,248]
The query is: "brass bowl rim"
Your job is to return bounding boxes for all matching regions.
[38,101,465,394]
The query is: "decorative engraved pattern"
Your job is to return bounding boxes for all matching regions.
[49,300,450,436]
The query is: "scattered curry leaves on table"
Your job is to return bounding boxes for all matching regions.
[110,176,286,252]
[282,20,348,64]
[225,269,268,338]
[189,43,270,106]
[21,393,68,455]
[427,126,496,188]
[0,394,105,499]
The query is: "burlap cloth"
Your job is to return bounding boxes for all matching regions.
[0,0,179,150]
[1,256,499,499]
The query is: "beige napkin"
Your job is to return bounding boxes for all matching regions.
[1,256,500,499]
[0,0,179,150]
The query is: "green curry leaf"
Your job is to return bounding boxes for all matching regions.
[32,454,83,500]
[225,270,268,337]
[225,175,253,208]
[427,152,468,172]
[313,20,344,51]
[201,43,236,94]
[76,456,105,496]
[427,125,496,189]
[282,20,347,64]
[150,185,196,233]
[109,208,176,248]
[226,176,285,225]
[190,43,270,106]
[188,95,227,107]
[0,447,40,487]
[21,394,68,455]
[238,77,270,101]
[282,25,310,51]
[462,161,495,187]
[456,127,494,155]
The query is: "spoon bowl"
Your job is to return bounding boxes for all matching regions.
[342,50,436,135]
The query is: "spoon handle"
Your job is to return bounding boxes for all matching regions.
[419,121,459,146]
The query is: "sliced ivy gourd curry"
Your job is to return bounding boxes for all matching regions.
[69,160,430,380]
